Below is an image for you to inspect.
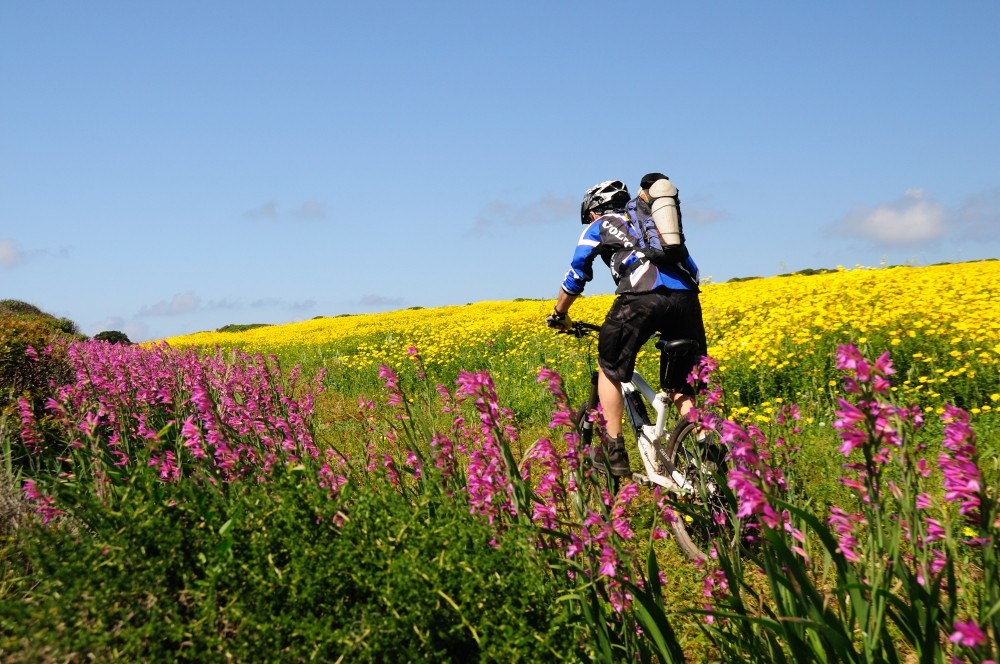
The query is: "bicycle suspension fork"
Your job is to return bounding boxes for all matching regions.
[578,370,601,446]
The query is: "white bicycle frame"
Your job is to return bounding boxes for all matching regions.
[620,372,695,493]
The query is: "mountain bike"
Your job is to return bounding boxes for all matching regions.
[566,322,733,561]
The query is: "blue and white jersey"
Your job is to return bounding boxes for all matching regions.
[560,207,699,296]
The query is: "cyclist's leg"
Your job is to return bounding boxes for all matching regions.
[597,368,623,438]
[657,290,707,420]
[595,294,659,476]
[597,292,663,391]
[596,297,638,440]
[598,298,661,404]
[672,392,696,420]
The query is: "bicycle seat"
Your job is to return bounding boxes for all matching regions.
[655,338,700,356]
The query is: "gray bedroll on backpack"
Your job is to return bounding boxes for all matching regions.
[648,178,683,247]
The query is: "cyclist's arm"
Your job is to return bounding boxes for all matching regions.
[559,222,602,296]
[554,289,578,316]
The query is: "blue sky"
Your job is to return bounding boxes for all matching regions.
[2,2,998,342]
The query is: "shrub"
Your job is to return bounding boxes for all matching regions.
[50,317,79,335]
[0,301,80,337]
[0,300,45,317]
[0,419,30,537]
[92,331,132,345]
[0,316,73,417]
[215,323,271,333]
[0,474,581,661]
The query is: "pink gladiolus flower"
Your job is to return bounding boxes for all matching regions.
[833,398,868,456]
[872,350,894,374]
[378,364,403,406]
[949,620,987,647]
[835,344,863,373]
[938,405,982,520]
[549,408,573,429]
[181,416,208,459]
[382,453,400,486]
[598,546,618,578]
[566,535,584,558]
[828,506,865,563]
[22,480,41,500]
[924,518,945,543]
[536,367,567,404]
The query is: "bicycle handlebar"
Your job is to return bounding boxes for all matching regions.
[560,321,601,337]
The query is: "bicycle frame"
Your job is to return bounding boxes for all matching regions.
[620,373,694,493]
[566,322,733,561]
[568,321,702,493]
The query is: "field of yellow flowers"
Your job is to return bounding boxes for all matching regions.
[164,260,999,429]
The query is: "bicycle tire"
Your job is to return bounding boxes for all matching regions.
[659,419,732,561]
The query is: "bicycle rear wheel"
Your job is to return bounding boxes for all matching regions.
[659,419,732,561]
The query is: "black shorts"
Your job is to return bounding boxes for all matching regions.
[597,289,707,393]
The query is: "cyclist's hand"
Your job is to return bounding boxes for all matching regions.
[545,309,573,332]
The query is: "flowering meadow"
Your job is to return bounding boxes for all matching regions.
[2,260,998,661]
[164,260,1000,424]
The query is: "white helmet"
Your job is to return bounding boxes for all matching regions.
[580,180,630,224]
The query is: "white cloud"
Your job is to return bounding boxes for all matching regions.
[250,297,283,308]
[683,206,728,225]
[88,316,129,335]
[248,297,316,312]
[123,321,151,342]
[472,195,576,233]
[831,189,947,246]
[136,292,242,318]
[87,316,149,343]
[293,201,327,220]
[954,186,1000,241]
[358,294,405,309]
[243,202,280,221]
[0,239,25,267]
[472,194,727,234]
[680,193,730,226]
[206,298,240,311]
[137,291,203,317]
[244,200,328,221]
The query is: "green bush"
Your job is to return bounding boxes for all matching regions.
[51,317,79,335]
[93,330,132,345]
[0,316,74,417]
[0,300,45,317]
[320,486,581,661]
[0,468,581,662]
[215,323,271,333]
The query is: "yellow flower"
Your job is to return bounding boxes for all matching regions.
[156,261,999,421]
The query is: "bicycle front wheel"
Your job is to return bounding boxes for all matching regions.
[660,419,732,561]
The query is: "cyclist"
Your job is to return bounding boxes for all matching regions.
[546,175,707,477]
